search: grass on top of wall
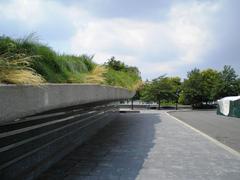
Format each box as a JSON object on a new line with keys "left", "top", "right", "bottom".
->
{"left": 0, "top": 35, "right": 141, "bottom": 90}
{"left": 104, "top": 68, "right": 142, "bottom": 91}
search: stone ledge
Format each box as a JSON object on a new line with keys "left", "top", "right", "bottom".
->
{"left": 0, "top": 84, "right": 134, "bottom": 123}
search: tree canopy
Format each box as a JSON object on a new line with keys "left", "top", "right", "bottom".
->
{"left": 140, "top": 66, "right": 240, "bottom": 109}
{"left": 180, "top": 66, "right": 240, "bottom": 108}
{"left": 104, "top": 56, "right": 140, "bottom": 76}
{"left": 140, "top": 76, "right": 181, "bottom": 109}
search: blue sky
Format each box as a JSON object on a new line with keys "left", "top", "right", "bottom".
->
{"left": 0, "top": 0, "right": 239, "bottom": 80}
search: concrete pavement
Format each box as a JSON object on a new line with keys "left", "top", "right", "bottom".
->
{"left": 170, "top": 110, "right": 240, "bottom": 152}
{"left": 38, "top": 111, "right": 240, "bottom": 180}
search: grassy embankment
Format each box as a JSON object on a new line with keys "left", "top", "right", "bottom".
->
{"left": 0, "top": 35, "right": 141, "bottom": 90}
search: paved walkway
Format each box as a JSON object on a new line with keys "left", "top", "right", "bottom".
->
{"left": 170, "top": 110, "right": 240, "bottom": 152}
{"left": 38, "top": 111, "right": 240, "bottom": 180}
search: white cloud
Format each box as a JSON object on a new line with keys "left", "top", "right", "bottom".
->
{"left": 0, "top": 0, "right": 45, "bottom": 27}
{"left": 0, "top": 0, "right": 222, "bottom": 79}
{"left": 70, "top": 0, "right": 221, "bottom": 79}
{"left": 0, "top": 0, "right": 85, "bottom": 29}
{"left": 168, "top": 1, "right": 221, "bottom": 64}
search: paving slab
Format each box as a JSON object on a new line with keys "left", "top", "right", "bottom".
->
{"left": 38, "top": 110, "right": 240, "bottom": 180}
{"left": 169, "top": 110, "right": 240, "bottom": 152}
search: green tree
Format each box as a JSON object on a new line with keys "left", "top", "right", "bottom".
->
{"left": 181, "top": 66, "right": 239, "bottom": 108}
{"left": 215, "top": 65, "right": 239, "bottom": 99}
{"left": 201, "top": 69, "right": 221, "bottom": 103}
{"left": 182, "top": 68, "right": 203, "bottom": 108}
{"left": 140, "top": 76, "right": 181, "bottom": 109}
{"left": 168, "top": 77, "right": 182, "bottom": 109}
{"left": 104, "top": 56, "right": 140, "bottom": 77}
{"left": 104, "top": 56, "right": 126, "bottom": 71}
{"left": 140, "top": 81, "right": 155, "bottom": 103}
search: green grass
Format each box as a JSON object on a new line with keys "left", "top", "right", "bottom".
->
{"left": 104, "top": 68, "right": 142, "bottom": 90}
{"left": 0, "top": 35, "right": 141, "bottom": 90}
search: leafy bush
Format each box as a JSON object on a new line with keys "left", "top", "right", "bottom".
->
{"left": 104, "top": 56, "right": 126, "bottom": 71}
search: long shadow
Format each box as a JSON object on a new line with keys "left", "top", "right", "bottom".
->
{"left": 38, "top": 113, "right": 161, "bottom": 180}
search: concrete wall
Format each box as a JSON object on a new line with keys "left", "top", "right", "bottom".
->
{"left": 0, "top": 103, "right": 118, "bottom": 180}
{"left": 0, "top": 84, "right": 134, "bottom": 179}
{"left": 0, "top": 84, "right": 135, "bottom": 123}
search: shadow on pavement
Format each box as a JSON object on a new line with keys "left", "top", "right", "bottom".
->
{"left": 38, "top": 113, "right": 161, "bottom": 180}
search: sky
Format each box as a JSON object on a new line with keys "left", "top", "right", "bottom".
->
{"left": 0, "top": 0, "right": 239, "bottom": 80}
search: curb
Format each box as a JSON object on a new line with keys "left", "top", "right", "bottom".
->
{"left": 166, "top": 112, "right": 240, "bottom": 158}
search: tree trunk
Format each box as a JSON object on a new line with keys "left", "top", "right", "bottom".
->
{"left": 158, "top": 99, "right": 161, "bottom": 110}
{"left": 175, "top": 101, "right": 178, "bottom": 110}
{"left": 131, "top": 98, "right": 134, "bottom": 110}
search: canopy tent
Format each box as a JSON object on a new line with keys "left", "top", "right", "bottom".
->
{"left": 217, "top": 96, "right": 240, "bottom": 118}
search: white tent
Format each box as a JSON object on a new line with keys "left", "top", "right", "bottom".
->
{"left": 217, "top": 96, "right": 240, "bottom": 118}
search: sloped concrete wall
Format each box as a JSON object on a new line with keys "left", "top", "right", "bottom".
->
{"left": 0, "top": 84, "right": 135, "bottom": 123}
{"left": 0, "top": 103, "right": 118, "bottom": 180}
{"left": 0, "top": 84, "right": 134, "bottom": 180}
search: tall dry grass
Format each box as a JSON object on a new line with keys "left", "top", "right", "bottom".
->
{"left": 0, "top": 55, "right": 45, "bottom": 84}
{"left": 0, "top": 35, "right": 142, "bottom": 89}
{"left": 84, "top": 66, "right": 107, "bottom": 84}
